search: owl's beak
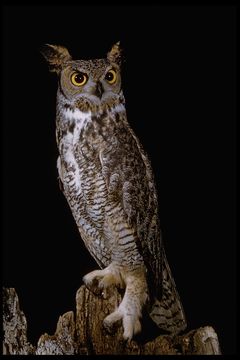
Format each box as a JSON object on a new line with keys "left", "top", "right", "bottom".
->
{"left": 94, "top": 81, "right": 104, "bottom": 99}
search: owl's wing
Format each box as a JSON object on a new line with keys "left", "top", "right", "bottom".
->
{"left": 100, "top": 124, "right": 187, "bottom": 334}
{"left": 99, "top": 125, "right": 163, "bottom": 296}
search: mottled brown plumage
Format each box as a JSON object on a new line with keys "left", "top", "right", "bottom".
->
{"left": 42, "top": 42, "right": 187, "bottom": 340}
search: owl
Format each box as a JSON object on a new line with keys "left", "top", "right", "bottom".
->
{"left": 41, "top": 42, "right": 187, "bottom": 341}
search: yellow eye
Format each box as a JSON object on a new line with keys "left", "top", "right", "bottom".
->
{"left": 71, "top": 72, "right": 88, "bottom": 86}
{"left": 105, "top": 69, "right": 117, "bottom": 84}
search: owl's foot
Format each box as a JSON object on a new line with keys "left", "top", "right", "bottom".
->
{"left": 103, "top": 269, "right": 149, "bottom": 341}
{"left": 103, "top": 307, "right": 142, "bottom": 341}
{"left": 83, "top": 264, "right": 123, "bottom": 299}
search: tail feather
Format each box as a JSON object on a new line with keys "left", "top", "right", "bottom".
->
{"left": 149, "top": 249, "right": 187, "bottom": 334}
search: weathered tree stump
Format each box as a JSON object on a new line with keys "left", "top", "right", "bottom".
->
{"left": 2, "top": 288, "right": 35, "bottom": 355}
{"left": 2, "top": 286, "right": 222, "bottom": 355}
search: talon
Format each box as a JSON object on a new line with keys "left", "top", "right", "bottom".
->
{"left": 103, "top": 318, "right": 113, "bottom": 333}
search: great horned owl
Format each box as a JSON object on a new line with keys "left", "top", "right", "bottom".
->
{"left": 41, "top": 42, "right": 187, "bottom": 340}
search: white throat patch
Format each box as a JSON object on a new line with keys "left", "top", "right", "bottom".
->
{"left": 63, "top": 108, "right": 91, "bottom": 127}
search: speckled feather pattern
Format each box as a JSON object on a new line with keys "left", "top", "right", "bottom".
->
{"left": 42, "top": 43, "right": 187, "bottom": 340}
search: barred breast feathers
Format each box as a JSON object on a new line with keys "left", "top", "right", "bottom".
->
{"left": 41, "top": 42, "right": 187, "bottom": 340}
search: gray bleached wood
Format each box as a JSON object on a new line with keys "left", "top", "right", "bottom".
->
{"left": 2, "top": 288, "right": 35, "bottom": 355}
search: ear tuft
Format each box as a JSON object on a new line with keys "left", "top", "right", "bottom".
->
{"left": 40, "top": 44, "right": 72, "bottom": 73}
{"left": 107, "top": 41, "right": 122, "bottom": 65}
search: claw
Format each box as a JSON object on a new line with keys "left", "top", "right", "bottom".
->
{"left": 83, "top": 269, "right": 117, "bottom": 299}
{"left": 103, "top": 310, "right": 122, "bottom": 334}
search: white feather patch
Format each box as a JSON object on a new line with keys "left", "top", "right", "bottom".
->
{"left": 59, "top": 109, "right": 92, "bottom": 195}
{"left": 63, "top": 108, "right": 91, "bottom": 126}
{"left": 111, "top": 103, "right": 126, "bottom": 114}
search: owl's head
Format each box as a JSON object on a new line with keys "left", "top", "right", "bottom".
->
{"left": 41, "top": 42, "right": 123, "bottom": 111}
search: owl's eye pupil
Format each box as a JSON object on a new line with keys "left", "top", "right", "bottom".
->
{"left": 106, "top": 72, "right": 114, "bottom": 81}
{"left": 75, "top": 73, "right": 84, "bottom": 83}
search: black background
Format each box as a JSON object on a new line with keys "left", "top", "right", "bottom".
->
{"left": 1, "top": 5, "right": 236, "bottom": 355}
